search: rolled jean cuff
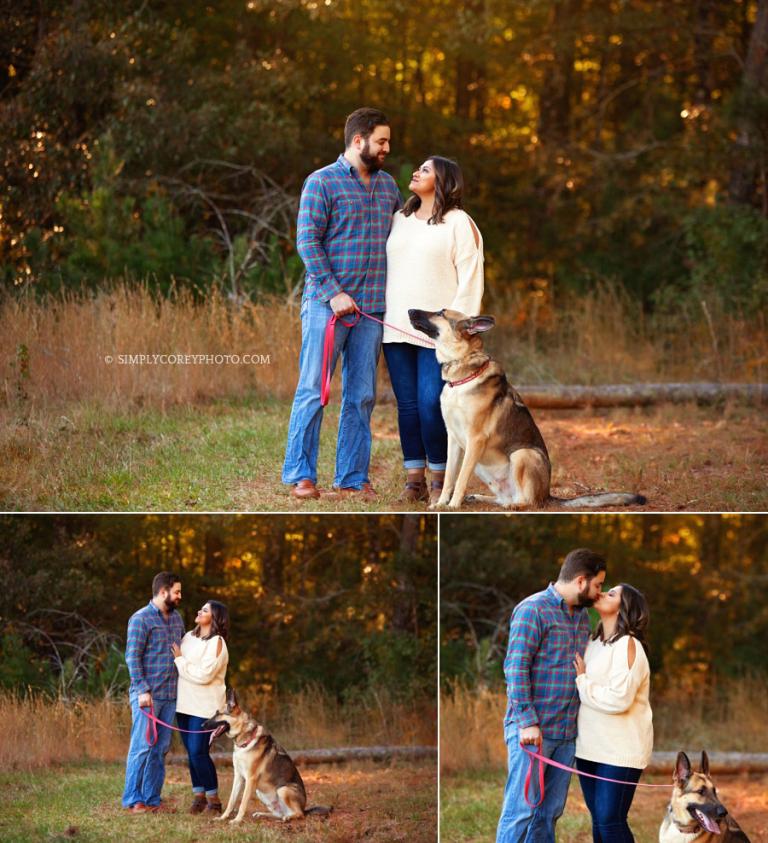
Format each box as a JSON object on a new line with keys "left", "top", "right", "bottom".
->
{"left": 192, "top": 787, "right": 205, "bottom": 794}
{"left": 404, "top": 459, "right": 426, "bottom": 470}
{"left": 427, "top": 461, "right": 447, "bottom": 471}
{"left": 205, "top": 789, "right": 218, "bottom": 797}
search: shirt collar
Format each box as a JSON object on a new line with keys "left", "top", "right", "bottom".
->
{"left": 337, "top": 153, "right": 380, "bottom": 186}
{"left": 147, "top": 599, "right": 176, "bottom": 618}
{"left": 546, "top": 582, "right": 582, "bottom": 614}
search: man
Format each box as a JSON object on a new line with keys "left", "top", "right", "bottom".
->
{"left": 122, "top": 571, "right": 185, "bottom": 813}
{"left": 496, "top": 548, "right": 607, "bottom": 843}
{"left": 282, "top": 107, "right": 403, "bottom": 501}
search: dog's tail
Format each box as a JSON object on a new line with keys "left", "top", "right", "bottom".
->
{"left": 552, "top": 492, "right": 647, "bottom": 508}
{"left": 305, "top": 805, "right": 333, "bottom": 817}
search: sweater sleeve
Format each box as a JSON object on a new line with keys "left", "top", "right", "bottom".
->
{"left": 175, "top": 637, "right": 229, "bottom": 686}
{"left": 575, "top": 636, "right": 647, "bottom": 714}
{"left": 449, "top": 212, "right": 484, "bottom": 316}
{"left": 503, "top": 602, "right": 542, "bottom": 729}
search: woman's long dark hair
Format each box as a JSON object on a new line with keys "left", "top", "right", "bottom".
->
{"left": 593, "top": 583, "right": 649, "bottom": 653}
{"left": 402, "top": 155, "right": 464, "bottom": 224}
{"left": 193, "top": 600, "right": 229, "bottom": 642}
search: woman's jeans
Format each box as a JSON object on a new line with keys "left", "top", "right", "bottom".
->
{"left": 576, "top": 758, "right": 642, "bottom": 843}
{"left": 383, "top": 342, "right": 447, "bottom": 470}
{"left": 282, "top": 297, "right": 383, "bottom": 488}
{"left": 176, "top": 712, "right": 218, "bottom": 794}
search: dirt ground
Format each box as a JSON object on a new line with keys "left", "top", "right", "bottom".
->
{"left": 369, "top": 403, "right": 767, "bottom": 513}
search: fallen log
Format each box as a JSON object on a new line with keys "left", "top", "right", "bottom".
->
{"left": 168, "top": 744, "right": 437, "bottom": 767}
{"left": 638, "top": 751, "right": 768, "bottom": 776}
{"left": 378, "top": 382, "right": 767, "bottom": 408}
{"left": 516, "top": 382, "right": 768, "bottom": 409}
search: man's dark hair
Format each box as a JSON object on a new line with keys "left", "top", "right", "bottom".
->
{"left": 557, "top": 548, "right": 606, "bottom": 583}
{"left": 152, "top": 571, "right": 180, "bottom": 596}
{"left": 344, "top": 107, "right": 388, "bottom": 147}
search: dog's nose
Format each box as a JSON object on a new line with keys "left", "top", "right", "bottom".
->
{"left": 716, "top": 805, "right": 727, "bottom": 818}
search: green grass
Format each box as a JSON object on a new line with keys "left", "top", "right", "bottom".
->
{"left": 1, "top": 397, "right": 766, "bottom": 511}
{"left": 440, "top": 769, "right": 768, "bottom": 843}
{"left": 0, "top": 760, "right": 437, "bottom": 843}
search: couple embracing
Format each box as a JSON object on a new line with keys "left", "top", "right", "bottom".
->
{"left": 121, "top": 572, "right": 230, "bottom": 815}
{"left": 498, "top": 548, "right": 653, "bottom": 843}
{"left": 282, "top": 106, "right": 484, "bottom": 504}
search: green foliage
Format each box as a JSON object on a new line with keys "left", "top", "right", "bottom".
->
{"left": 0, "top": 633, "right": 49, "bottom": 692}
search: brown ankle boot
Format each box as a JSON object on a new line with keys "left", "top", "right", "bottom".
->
{"left": 204, "top": 797, "right": 222, "bottom": 815}
{"left": 429, "top": 471, "right": 445, "bottom": 505}
{"left": 399, "top": 471, "right": 428, "bottom": 502}
{"left": 189, "top": 794, "right": 207, "bottom": 814}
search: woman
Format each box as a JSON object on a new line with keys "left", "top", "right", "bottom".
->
{"left": 171, "top": 600, "right": 229, "bottom": 815}
{"left": 573, "top": 584, "right": 653, "bottom": 843}
{"left": 383, "top": 156, "right": 484, "bottom": 504}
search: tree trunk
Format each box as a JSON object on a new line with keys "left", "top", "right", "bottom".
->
{"left": 728, "top": 0, "right": 768, "bottom": 206}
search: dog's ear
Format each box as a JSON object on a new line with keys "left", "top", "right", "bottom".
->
{"left": 227, "top": 686, "right": 239, "bottom": 710}
{"left": 700, "top": 751, "right": 710, "bottom": 776}
{"left": 459, "top": 315, "right": 495, "bottom": 335}
{"left": 674, "top": 751, "right": 692, "bottom": 785}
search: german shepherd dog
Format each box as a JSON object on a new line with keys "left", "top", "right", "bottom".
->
{"left": 659, "top": 751, "right": 750, "bottom": 842}
{"left": 408, "top": 308, "right": 647, "bottom": 510}
{"left": 202, "top": 688, "right": 331, "bottom": 824}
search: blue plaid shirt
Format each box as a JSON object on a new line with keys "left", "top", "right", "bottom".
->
{"left": 503, "top": 583, "right": 591, "bottom": 741}
{"left": 125, "top": 601, "right": 186, "bottom": 700}
{"left": 296, "top": 154, "right": 402, "bottom": 313}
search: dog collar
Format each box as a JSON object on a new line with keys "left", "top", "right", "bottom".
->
{"left": 448, "top": 359, "right": 490, "bottom": 388}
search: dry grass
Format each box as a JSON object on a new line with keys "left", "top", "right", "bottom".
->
{"left": 440, "top": 678, "right": 768, "bottom": 776}
{"left": 2, "top": 284, "right": 766, "bottom": 419}
{"left": 0, "top": 689, "right": 435, "bottom": 772}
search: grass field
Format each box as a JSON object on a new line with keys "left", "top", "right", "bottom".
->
{"left": 3, "top": 286, "right": 766, "bottom": 512}
{"left": 0, "top": 759, "right": 436, "bottom": 843}
{"left": 1, "top": 397, "right": 766, "bottom": 511}
{"left": 441, "top": 769, "right": 768, "bottom": 843}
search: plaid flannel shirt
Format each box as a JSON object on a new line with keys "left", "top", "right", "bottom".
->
{"left": 296, "top": 154, "right": 402, "bottom": 313}
{"left": 503, "top": 583, "right": 591, "bottom": 741}
{"left": 125, "top": 600, "right": 186, "bottom": 700}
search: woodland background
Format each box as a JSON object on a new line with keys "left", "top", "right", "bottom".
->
{"left": 2, "top": 0, "right": 768, "bottom": 316}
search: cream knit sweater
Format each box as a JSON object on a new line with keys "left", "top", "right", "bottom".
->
{"left": 383, "top": 208, "right": 484, "bottom": 345}
{"left": 174, "top": 631, "right": 229, "bottom": 718}
{"left": 575, "top": 634, "right": 653, "bottom": 769}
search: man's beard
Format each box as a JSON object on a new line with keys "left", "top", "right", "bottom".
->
{"left": 164, "top": 594, "right": 180, "bottom": 611}
{"left": 576, "top": 586, "right": 597, "bottom": 607}
{"left": 360, "top": 139, "right": 384, "bottom": 171}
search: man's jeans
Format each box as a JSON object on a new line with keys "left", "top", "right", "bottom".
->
{"left": 496, "top": 733, "right": 575, "bottom": 843}
{"left": 122, "top": 695, "right": 175, "bottom": 808}
{"left": 282, "top": 297, "right": 383, "bottom": 489}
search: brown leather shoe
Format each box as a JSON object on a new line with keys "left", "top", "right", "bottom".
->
{"left": 330, "top": 482, "right": 378, "bottom": 502}
{"left": 399, "top": 476, "right": 429, "bottom": 503}
{"left": 189, "top": 795, "right": 207, "bottom": 814}
{"left": 128, "top": 803, "right": 147, "bottom": 813}
{"left": 204, "top": 798, "right": 222, "bottom": 815}
{"left": 145, "top": 803, "right": 177, "bottom": 814}
{"left": 429, "top": 471, "right": 445, "bottom": 506}
{"left": 291, "top": 479, "right": 320, "bottom": 500}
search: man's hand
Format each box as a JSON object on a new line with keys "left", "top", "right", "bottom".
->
{"left": 329, "top": 291, "right": 357, "bottom": 316}
{"left": 519, "top": 725, "right": 542, "bottom": 748}
{"left": 138, "top": 692, "right": 153, "bottom": 708}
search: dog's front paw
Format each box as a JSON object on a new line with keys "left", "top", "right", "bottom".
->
{"left": 229, "top": 817, "right": 244, "bottom": 825}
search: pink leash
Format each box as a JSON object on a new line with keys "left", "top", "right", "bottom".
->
{"left": 141, "top": 705, "right": 215, "bottom": 746}
{"left": 520, "top": 744, "right": 671, "bottom": 808}
{"left": 320, "top": 309, "right": 436, "bottom": 407}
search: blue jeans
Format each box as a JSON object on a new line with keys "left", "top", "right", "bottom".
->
{"left": 177, "top": 712, "right": 218, "bottom": 795}
{"left": 496, "top": 733, "right": 575, "bottom": 843}
{"left": 383, "top": 342, "right": 447, "bottom": 470}
{"left": 122, "top": 696, "right": 176, "bottom": 808}
{"left": 576, "top": 758, "right": 641, "bottom": 843}
{"left": 282, "top": 297, "right": 383, "bottom": 488}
